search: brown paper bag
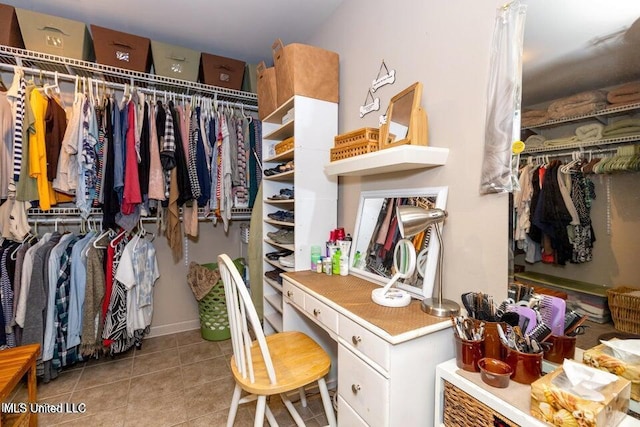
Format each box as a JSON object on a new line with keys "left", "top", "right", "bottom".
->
{"left": 257, "top": 61, "right": 277, "bottom": 119}
{"left": 272, "top": 38, "right": 339, "bottom": 106}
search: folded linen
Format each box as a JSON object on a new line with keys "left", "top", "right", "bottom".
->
{"left": 521, "top": 109, "right": 549, "bottom": 127}
{"left": 542, "top": 136, "right": 579, "bottom": 147}
{"left": 575, "top": 123, "right": 604, "bottom": 142}
{"left": 547, "top": 90, "right": 608, "bottom": 119}
{"left": 607, "top": 81, "right": 640, "bottom": 105}
{"left": 524, "top": 134, "right": 546, "bottom": 148}
{"left": 602, "top": 118, "right": 640, "bottom": 138}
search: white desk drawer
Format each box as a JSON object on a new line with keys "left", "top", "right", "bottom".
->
{"left": 338, "top": 344, "right": 389, "bottom": 426}
{"left": 339, "top": 316, "right": 389, "bottom": 371}
{"left": 338, "top": 395, "right": 369, "bottom": 426}
{"left": 304, "top": 294, "right": 338, "bottom": 334}
{"left": 282, "top": 280, "right": 304, "bottom": 306}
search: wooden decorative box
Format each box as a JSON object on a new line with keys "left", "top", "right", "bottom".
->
{"left": 530, "top": 365, "right": 630, "bottom": 427}
{"left": 583, "top": 343, "right": 640, "bottom": 401}
{"left": 330, "top": 127, "right": 385, "bottom": 162}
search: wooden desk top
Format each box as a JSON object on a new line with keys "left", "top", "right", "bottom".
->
{"left": 0, "top": 344, "right": 40, "bottom": 401}
{"left": 284, "top": 271, "right": 450, "bottom": 339}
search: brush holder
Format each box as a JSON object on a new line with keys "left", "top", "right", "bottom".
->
{"left": 454, "top": 334, "right": 484, "bottom": 372}
{"left": 543, "top": 334, "right": 577, "bottom": 364}
{"left": 472, "top": 319, "right": 507, "bottom": 360}
{"left": 501, "top": 342, "right": 543, "bottom": 384}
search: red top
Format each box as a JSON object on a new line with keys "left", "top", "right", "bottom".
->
{"left": 121, "top": 102, "right": 141, "bottom": 214}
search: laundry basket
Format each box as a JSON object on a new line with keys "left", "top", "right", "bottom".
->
{"left": 188, "top": 259, "right": 245, "bottom": 341}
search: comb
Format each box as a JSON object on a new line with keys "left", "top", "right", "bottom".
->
{"left": 537, "top": 295, "right": 566, "bottom": 336}
{"left": 527, "top": 321, "right": 553, "bottom": 343}
{"left": 506, "top": 305, "right": 537, "bottom": 335}
{"left": 563, "top": 310, "right": 582, "bottom": 335}
{"left": 565, "top": 314, "right": 589, "bottom": 336}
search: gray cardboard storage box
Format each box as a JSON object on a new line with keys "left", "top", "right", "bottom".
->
{"left": 151, "top": 40, "right": 200, "bottom": 82}
{"left": 16, "top": 8, "right": 93, "bottom": 60}
{"left": 242, "top": 63, "right": 258, "bottom": 93}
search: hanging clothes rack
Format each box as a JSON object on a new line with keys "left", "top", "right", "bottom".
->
{"left": 0, "top": 45, "right": 258, "bottom": 109}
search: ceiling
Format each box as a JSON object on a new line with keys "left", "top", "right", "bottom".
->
{"left": 3, "top": 0, "right": 640, "bottom": 106}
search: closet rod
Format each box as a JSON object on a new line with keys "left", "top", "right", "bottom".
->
{"left": 0, "top": 62, "right": 259, "bottom": 112}
{"left": 27, "top": 216, "right": 224, "bottom": 225}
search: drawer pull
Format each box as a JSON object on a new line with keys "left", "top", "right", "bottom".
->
{"left": 313, "top": 308, "right": 320, "bottom": 316}
{"left": 351, "top": 384, "right": 361, "bottom": 394}
{"left": 286, "top": 291, "right": 293, "bottom": 298}
{"left": 352, "top": 336, "right": 362, "bottom": 345}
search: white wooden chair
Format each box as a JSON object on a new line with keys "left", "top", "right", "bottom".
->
{"left": 218, "top": 254, "right": 337, "bottom": 427}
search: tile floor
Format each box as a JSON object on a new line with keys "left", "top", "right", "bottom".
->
{"left": 8, "top": 329, "right": 334, "bottom": 427}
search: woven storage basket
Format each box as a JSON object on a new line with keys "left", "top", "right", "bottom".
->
{"left": 608, "top": 286, "right": 640, "bottom": 334}
{"left": 443, "top": 381, "right": 519, "bottom": 427}
{"left": 330, "top": 141, "right": 379, "bottom": 162}
{"left": 274, "top": 136, "right": 294, "bottom": 155}
{"left": 334, "top": 127, "right": 381, "bottom": 148}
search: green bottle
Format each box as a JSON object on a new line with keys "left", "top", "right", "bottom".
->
{"left": 332, "top": 249, "right": 341, "bottom": 275}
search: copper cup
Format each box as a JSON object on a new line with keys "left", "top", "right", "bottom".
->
{"left": 472, "top": 319, "right": 507, "bottom": 360}
{"left": 543, "top": 335, "right": 577, "bottom": 364}
{"left": 454, "top": 334, "right": 484, "bottom": 372}
{"left": 502, "top": 343, "right": 543, "bottom": 384}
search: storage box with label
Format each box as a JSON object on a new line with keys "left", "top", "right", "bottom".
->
{"left": 257, "top": 61, "right": 277, "bottom": 120}
{"left": 0, "top": 3, "right": 24, "bottom": 48}
{"left": 272, "top": 38, "right": 339, "bottom": 106}
{"left": 530, "top": 365, "right": 630, "bottom": 427}
{"left": 200, "top": 52, "right": 245, "bottom": 90}
{"left": 151, "top": 40, "right": 200, "bottom": 82}
{"left": 16, "top": 8, "right": 93, "bottom": 60}
{"left": 583, "top": 342, "right": 640, "bottom": 401}
{"left": 90, "top": 25, "right": 151, "bottom": 73}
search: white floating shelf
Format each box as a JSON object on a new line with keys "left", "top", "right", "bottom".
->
{"left": 324, "top": 145, "right": 449, "bottom": 177}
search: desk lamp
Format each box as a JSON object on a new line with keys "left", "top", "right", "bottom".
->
{"left": 395, "top": 205, "right": 460, "bottom": 317}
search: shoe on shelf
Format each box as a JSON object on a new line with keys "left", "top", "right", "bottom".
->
{"left": 267, "top": 188, "right": 294, "bottom": 200}
{"left": 266, "top": 250, "right": 293, "bottom": 260}
{"left": 265, "top": 269, "right": 284, "bottom": 284}
{"left": 266, "top": 229, "right": 289, "bottom": 241}
{"left": 267, "top": 210, "right": 294, "bottom": 222}
{"left": 272, "top": 230, "right": 294, "bottom": 245}
{"left": 279, "top": 254, "right": 295, "bottom": 268}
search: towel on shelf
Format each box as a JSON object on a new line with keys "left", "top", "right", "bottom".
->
{"left": 524, "top": 134, "right": 546, "bottom": 148}
{"left": 543, "top": 136, "right": 579, "bottom": 147}
{"left": 602, "top": 118, "right": 640, "bottom": 138}
{"left": 607, "top": 81, "right": 640, "bottom": 105}
{"left": 575, "top": 123, "right": 604, "bottom": 142}
{"left": 521, "top": 109, "right": 549, "bottom": 127}
{"left": 547, "top": 90, "right": 608, "bottom": 120}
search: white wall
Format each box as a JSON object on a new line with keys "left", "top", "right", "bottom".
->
{"left": 308, "top": 0, "right": 510, "bottom": 303}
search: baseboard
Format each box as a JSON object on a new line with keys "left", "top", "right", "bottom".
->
{"left": 147, "top": 319, "right": 200, "bottom": 338}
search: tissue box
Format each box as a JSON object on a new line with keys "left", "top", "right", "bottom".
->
{"left": 530, "top": 366, "right": 630, "bottom": 427}
{"left": 583, "top": 343, "right": 640, "bottom": 401}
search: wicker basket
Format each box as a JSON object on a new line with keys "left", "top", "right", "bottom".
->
{"left": 274, "top": 136, "right": 294, "bottom": 155}
{"left": 334, "top": 127, "right": 381, "bottom": 148}
{"left": 443, "top": 381, "right": 519, "bottom": 427}
{"left": 330, "top": 141, "right": 379, "bottom": 162}
{"left": 608, "top": 286, "right": 640, "bottom": 334}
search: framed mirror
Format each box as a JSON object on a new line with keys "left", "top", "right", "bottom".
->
{"left": 379, "top": 81, "right": 429, "bottom": 149}
{"left": 349, "top": 186, "right": 448, "bottom": 300}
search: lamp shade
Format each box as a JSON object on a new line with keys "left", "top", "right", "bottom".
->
{"left": 396, "top": 206, "right": 447, "bottom": 238}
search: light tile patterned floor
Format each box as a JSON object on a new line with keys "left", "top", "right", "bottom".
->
{"left": 8, "top": 329, "right": 334, "bottom": 427}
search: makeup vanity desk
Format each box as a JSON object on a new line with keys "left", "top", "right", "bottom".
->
{"left": 281, "top": 271, "right": 454, "bottom": 427}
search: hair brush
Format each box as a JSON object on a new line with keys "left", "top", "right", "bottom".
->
{"left": 536, "top": 295, "right": 566, "bottom": 336}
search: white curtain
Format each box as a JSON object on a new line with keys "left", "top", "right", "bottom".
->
{"left": 479, "top": 1, "right": 527, "bottom": 194}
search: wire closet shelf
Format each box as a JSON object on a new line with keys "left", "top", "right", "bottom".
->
{"left": 0, "top": 45, "right": 258, "bottom": 109}
{"left": 0, "top": 45, "right": 256, "bottom": 222}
